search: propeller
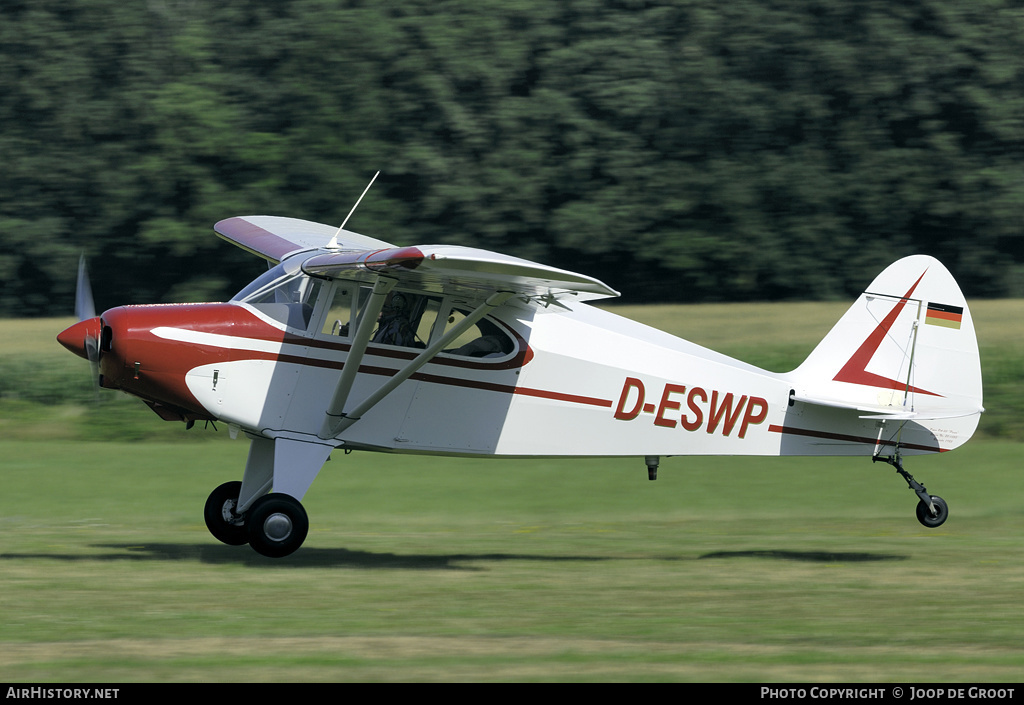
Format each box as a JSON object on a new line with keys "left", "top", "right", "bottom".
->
{"left": 76, "top": 256, "right": 100, "bottom": 386}
{"left": 57, "top": 255, "right": 102, "bottom": 391}
{"left": 75, "top": 254, "right": 96, "bottom": 321}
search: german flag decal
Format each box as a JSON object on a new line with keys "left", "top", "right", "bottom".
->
{"left": 926, "top": 302, "right": 963, "bottom": 329}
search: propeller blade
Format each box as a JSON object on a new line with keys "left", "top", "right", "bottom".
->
{"left": 66, "top": 254, "right": 101, "bottom": 393}
{"left": 75, "top": 255, "right": 96, "bottom": 321}
{"left": 84, "top": 332, "right": 101, "bottom": 395}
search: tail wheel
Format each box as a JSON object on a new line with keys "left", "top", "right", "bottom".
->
{"left": 204, "top": 481, "right": 248, "bottom": 546}
{"left": 247, "top": 493, "right": 309, "bottom": 558}
{"left": 916, "top": 495, "right": 948, "bottom": 528}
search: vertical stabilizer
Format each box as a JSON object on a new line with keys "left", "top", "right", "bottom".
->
{"left": 784, "top": 255, "right": 983, "bottom": 450}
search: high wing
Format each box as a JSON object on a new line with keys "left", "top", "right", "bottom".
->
{"left": 302, "top": 245, "right": 619, "bottom": 303}
{"left": 215, "top": 214, "right": 620, "bottom": 448}
{"left": 214, "top": 215, "right": 394, "bottom": 263}
{"left": 217, "top": 215, "right": 619, "bottom": 304}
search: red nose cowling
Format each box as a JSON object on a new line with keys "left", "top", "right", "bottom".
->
{"left": 57, "top": 317, "right": 102, "bottom": 360}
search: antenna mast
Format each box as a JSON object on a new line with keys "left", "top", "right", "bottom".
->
{"left": 328, "top": 170, "right": 380, "bottom": 248}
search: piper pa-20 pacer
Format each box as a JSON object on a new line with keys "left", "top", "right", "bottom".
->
{"left": 58, "top": 204, "right": 984, "bottom": 557}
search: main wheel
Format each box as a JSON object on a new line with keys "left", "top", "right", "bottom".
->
{"left": 204, "top": 481, "right": 248, "bottom": 546}
{"left": 246, "top": 493, "right": 309, "bottom": 558}
{"left": 916, "top": 495, "right": 948, "bottom": 528}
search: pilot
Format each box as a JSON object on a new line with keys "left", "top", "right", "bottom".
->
{"left": 448, "top": 318, "right": 508, "bottom": 357}
{"left": 372, "top": 292, "right": 417, "bottom": 346}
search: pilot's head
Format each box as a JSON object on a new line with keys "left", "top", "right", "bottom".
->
{"left": 382, "top": 292, "right": 409, "bottom": 318}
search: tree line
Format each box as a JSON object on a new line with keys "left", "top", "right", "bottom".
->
{"left": 1, "top": 0, "right": 1021, "bottom": 317}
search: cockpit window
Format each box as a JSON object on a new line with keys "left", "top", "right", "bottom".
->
{"left": 232, "top": 260, "right": 323, "bottom": 329}
{"left": 441, "top": 308, "right": 515, "bottom": 358}
{"left": 248, "top": 270, "right": 519, "bottom": 359}
{"left": 317, "top": 286, "right": 442, "bottom": 349}
{"left": 320, "top": 283, "right": 359, "bottom": 337}
{"left": 370, "top": 292, "right": 440, "bottom": 348}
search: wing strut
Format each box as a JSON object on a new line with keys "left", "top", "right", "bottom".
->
{"left": 319, "top": 275, "right": 398, "bottom": 437}
{"left": 318, "top": 289, "right": 515, "bottom": 440}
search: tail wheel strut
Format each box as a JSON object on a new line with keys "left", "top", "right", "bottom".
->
{"left": 873, "top": 447, "right": 948, "bottom": 529}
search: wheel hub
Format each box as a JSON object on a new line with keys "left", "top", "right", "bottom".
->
{"left": 220, "top": 499, "right": 243, "bottom": 526}
{"left": 263, "top": 512, "right": 293, "bottom": 542}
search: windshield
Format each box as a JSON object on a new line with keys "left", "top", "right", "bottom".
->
{"left": 232, "top": 259, "right": 323, "bottom": 329}
{"left": 232, "top": 258, "right": 306, "bottom": 302}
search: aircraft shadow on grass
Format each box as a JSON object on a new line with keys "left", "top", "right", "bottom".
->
{"left": 0, "top": 544, "right": 908, "bottom": 568}
{"left": 698, "top": 550, "right": 908, "bottom": 563}
{"left": 1, "top": 544, "right": 614, "bottom": 571}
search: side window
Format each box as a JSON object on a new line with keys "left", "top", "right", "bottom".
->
{"left": 320, "top": 284, "right": 357, "bottom": 337}
{"left": 369, "top": 291, "right": 442, "bottom": 349}
{"left": 412, "top": 296, "right": 442, "bottom": 347}
{"left": 441, "top": 308, "right": 515, "bottom": 358}
{"left": 311, "top": 284, "right": 516, "bottom": 359}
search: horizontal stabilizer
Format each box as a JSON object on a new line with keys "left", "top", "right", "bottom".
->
{"left": 791, "top": 391, "right": 982, "bottom": 421}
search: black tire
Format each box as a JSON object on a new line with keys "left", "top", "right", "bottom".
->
{"left": 204, "top": 481, "right": 249, "bottom": 546}
{"left": 246, "top": 493, "right": 309, "bottom": 558}
{"left": 916, "top": 495, "right": 949, "bottom": 528}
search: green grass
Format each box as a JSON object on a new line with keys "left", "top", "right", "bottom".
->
{"left": 2, "top": 441, "right": 1024, "bottom": 681}
{"left": 2, "top": 305, "right": 1024, "bottom": 681}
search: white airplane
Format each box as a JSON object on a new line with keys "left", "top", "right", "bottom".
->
{"left": 57, "top": 209, "right": 984, "bottom": 557}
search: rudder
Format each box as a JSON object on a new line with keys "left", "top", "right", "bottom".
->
{"left": 784, "top": 255, "right": 983, "bottom": 451}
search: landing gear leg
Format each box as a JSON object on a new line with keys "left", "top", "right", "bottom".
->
{"left": 873, "top": 447, "right": 948, "bottom": 528}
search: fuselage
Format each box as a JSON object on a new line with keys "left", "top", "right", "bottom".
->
{"left": 58, "top": 255, "right": 978, "bottom": 459}
{"left": 59, "top": 291, "right": 803, "bottom": 457}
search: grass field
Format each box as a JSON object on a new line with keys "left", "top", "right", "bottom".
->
{"left": 2, "top": 303, "right": 1023, "bottom": 682}
{"left": 2, "top": 442, "right": 1023, "bottom": 682}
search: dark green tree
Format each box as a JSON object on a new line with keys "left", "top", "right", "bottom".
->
{"left": 1, "top": 0, "right": 1021, "bottom": 315}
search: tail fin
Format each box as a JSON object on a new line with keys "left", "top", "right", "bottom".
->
{"left": 784, "top": 255, "right": 983, "bottom": 451}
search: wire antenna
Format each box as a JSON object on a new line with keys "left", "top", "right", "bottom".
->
{"left": 328, "top": 171, "right": 380, "bottom": 248}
